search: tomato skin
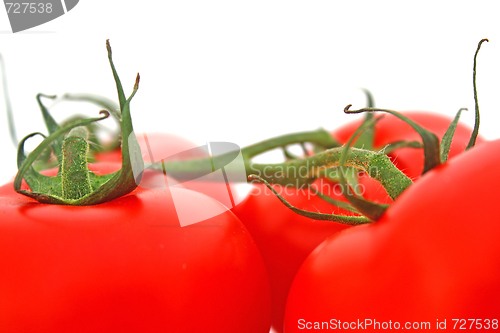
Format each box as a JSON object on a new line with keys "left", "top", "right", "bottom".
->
{"left": 333, "top": 111, "right": 484, "bottom": 179}
{"left": 95, "top": 133, "right": 242, "bottom": 207}
{"left": 231, "top": 174, "right": 389, "bottom": 332}
{"left": 232, "top": 184, "right": 350, "bottom": 333}
{"left": 284, "top": 140, "right": 500, "bottom": 331}
{"left": 93, "top": 132, "right": 201, "bottom": 164}
{"left": 0, "top": 164, "right": 271, "bottom": 333}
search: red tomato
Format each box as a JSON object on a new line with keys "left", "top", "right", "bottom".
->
{"left": 233, "top": 111, "right": 483, "bottom": 332}
{"left": 333, "top": 111, "right": 484, "bottom": 179}
{"left": 95, "top": 133, "right": 242, "bottom": 209}
{"left": 231, "top": 174, "right": 389, "bottom": 333}
{"left": 0, "top": 163, "right": 271, "bottom": 333}
{"left": 93, "top": 132, "right": 201, "bottom": 163}
{"left": 284, "top": 139, "right": 500, "bottom": 332}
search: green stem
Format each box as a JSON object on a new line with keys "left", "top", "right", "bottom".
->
{"left": 249, "top": 175, "right": 371, "bottom": 225}
{"left": 153, "top": 145, "right": 412, "bottom": 201}
{"left": 61, "top": 127, "right": 92, "bottom": 200}
{"left": 337, "top": 115, "right": 389, "bottom": 221}
{"left": 242, "top": 128, "right": 339, "bottom": 159}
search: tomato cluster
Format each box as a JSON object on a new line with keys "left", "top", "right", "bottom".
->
{"left": 284, "top": 137, "right": 500, "bottom": 332}
{"left": 1, "top": 40, "right": 498, "bottom": 333}
{"left": 232, "top": 112, "right": 486, "bottom": 332}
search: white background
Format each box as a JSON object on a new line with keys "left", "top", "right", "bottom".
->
{"left": 1, "top": 2, "right": 499, "bottom": 332}
{"left": 0, "top": 0, "right": 500, "bottom": 178}
{"left": 0, "top": 2, "right": 499, "bottom": 185}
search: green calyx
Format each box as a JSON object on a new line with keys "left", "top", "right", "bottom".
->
{"left": 14, "top": 40, "right": 143, "bottom": 206}
{"left": 7, "top": 38, "right": 488, "bottom": 222}
{"left": 246, "top": 37, "right": 488, "bottom": 224}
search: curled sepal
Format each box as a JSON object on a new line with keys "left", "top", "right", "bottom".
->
{"left": 37, "top": 93, "right": 64, "bottom": 166}
{"left": 17, "top": 132, "right": 44, "bottom": 169}
{"left": 106, "top": 39, "right": 126, "bottom": 111}
{"left": 353, "top": 88, "right": 376, "bottom": 150}
{"left": 345, "top": 105, "right": 441, "bottom": 174}
{"left": 248, "top": 175, "right": 371, "bottom": 226}
{"left": 379, "top": 140, "right": 422, "bottom": 155}
{"left": 467, "top": 38, "right": 488, "bottom": 150}
{"left": 441, "top": 108, "right": 466, "bottom": 163}
{"left": 58, "top": 93, "right": 122, "bottom": 155}
{"left": 51, "top": 41, "right": 143, "bottom": 205}
{"left": 14, "top": 111, "right": 110, "bottom": 202}
{"left": 60, "top": 93, "right": 121, "bottom": 120}
{"left": 74, "top": 73, "right": 144, "bottom": 205}
{"left": 282, "top": 146, "right": 299, "bottom": 161}
{"left": 16, "top": 132, "right": 60, "bottom": 195}
{"left": 338, "top": 115, "right": 390, "bottom": 221}
{"left": 361, "top": 88, "right": 375, "bottom": 109}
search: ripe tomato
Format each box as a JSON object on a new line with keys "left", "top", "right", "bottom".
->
{"left": 333, "top": 111, "right": 484, "bottom": 179}
{"left": 93, "top": 132, "right": 201, "bottom": 164}
{"left": 0, "top": 163, "right": 272, "bottom": 333}
{"left": 231, "top": 173, "right": 389, "bottom": 333}
{"left": 284, "top": 139, "right": 500, "bottom": 331}
{"left": 94, "top": 133, "right": 243, "bottom": 208}
{"left": 232, "top": 111, "right": 483, "bottom": 332}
